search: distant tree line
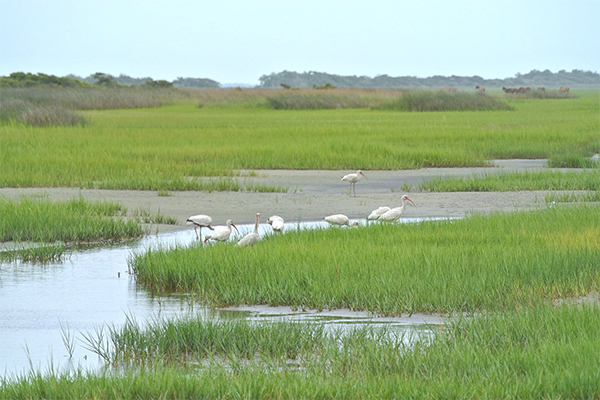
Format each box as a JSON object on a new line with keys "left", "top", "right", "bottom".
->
{"left": 0, "top": 72, "right": 89, "bottom": 88}
{"left": 1, "top": 72, "right": 220, "bottom": 89}
{"left": 3, "top": 69, "right": 598, "bottom": 90}
{"left": 259, "top": 69, "right": 600, "bottom": 89}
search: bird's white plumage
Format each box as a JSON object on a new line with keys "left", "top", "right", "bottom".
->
{"left": 324, "top": 214, "right": 358, "bottom": 227}
{"left": 341, "top": 170, "right": 368, "bottom": 196}
{"left": 379, "top": 195, "right": 416, "bottom": 222}
{"left": 204, "top": 219, "right": 239, "bottom": 243}
{"left": 186, "top": 214, "right": 213, "bottom": 240}
{"left": 237, "top": 213, "right": 261, "bottom": 247}
{"left": 367, "top": 206, "right": 390, "bottom": 220}
{"left": 267, "top": 215, "right": 284, "bottom": 233}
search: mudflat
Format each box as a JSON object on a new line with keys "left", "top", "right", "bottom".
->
{"left": 0, "top": 160, "right": 571, "bottom": 231}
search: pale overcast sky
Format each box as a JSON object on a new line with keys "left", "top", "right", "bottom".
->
{"left": 1, "top": 0, "right": 598, "bottom": 85}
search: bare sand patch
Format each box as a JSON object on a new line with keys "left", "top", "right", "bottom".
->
{"left": 0, "top": 160, "right": 571, "bottom": 233}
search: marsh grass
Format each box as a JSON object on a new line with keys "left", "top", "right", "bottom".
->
{"left": 83, "top": 315, "right": 332, "bottom": 367}
{"left": 420, "top": 169, "right": 600, "bottom": 192}
{"left": 2, "top": 303, "right": 599, "bottom": 399}
{"left": 1, "top": 90, "right": 598, "bottom": 189}
{"left": 0, "top": 196, "right": 143, "bottom": 243}
{"left": 0, "top": 243, "right": 68, "bottom": 263}
{"left": 503, "top": 90, "right": 577, "bottom": 99}
{"left": 132, "top": 207, "right": 178, "bottom": 225}
{"left": 0, "top": 99, "right": 88, "bottom": 127}
{"left": 0, "top": 87, "right": 190, "bottom": 127}
{"left": 130, "top": 205, "right": 600, "bottom": 314}
{"left": 0, "top": 87, "right": 188, "bottom": 111}
{"left": 545, "top": 191, "right": 600, "bottom": 204}
{"left": 265, "top": 89, "right": 402, "bottom": 109}
{"left": 549, "top": 154, "right": 600, "bottom": 168}
{"left": 374, "top": 90, "right": 513, "bottom": 111}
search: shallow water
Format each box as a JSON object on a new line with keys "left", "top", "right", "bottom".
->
{"left": 0, "top": 217, "right": 446, "bottom": 378}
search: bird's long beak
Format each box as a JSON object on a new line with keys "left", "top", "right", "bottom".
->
{"left": 407, "top": 197, "right": 417, "bottom": 207}
{"left": 361, "top": 171, "right": 368, "bottom": 180}
{"left": 232, "top": 223, "right": 240, "bottom": 234}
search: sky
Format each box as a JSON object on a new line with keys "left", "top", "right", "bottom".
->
{"left": 1, "top": 0, "right": 598, "bottom": 85}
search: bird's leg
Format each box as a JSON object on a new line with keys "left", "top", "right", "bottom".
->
{"left": 194, "top": 226, "right": 199, "bottom": 240}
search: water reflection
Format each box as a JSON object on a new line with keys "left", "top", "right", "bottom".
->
{"left": 0, "top": 217, "right": 449, "bottom": 377}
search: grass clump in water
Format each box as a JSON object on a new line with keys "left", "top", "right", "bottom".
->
{"left": 0, "top": 243, "right": 68, "bottom": 263}
{"left": 2, "top": 303, "right": 599, "bottom": 399}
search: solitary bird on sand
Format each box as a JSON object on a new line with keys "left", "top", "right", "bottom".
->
{"left": 204, "top": 219, "right": 239, "bottom": 243}
{"left": 266, "top": 215, "right": 285, "bottom": 233}
{"left": 341, "top": 170, "right": 368, "bottom": 197}
{"left": 236, "top": 213, "right": 261, "bottom": 247}
{"left": 186, "top": 214, "right": 214, "bottom": 240}
{"left": 324, "top": 214, "right": 359, "bottom": 227}
{"left": 378, "top": 195, "right": 417, "bottom": 222}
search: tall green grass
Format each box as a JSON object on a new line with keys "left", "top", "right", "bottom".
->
{"left": 2, "top": 304, "right": 598, "bottom": 399}
{"left": 0, "top": 196, "right": 143, "bottom": 242}
{"left": 130, "top": 205, "right": 600, "bottom": 314}
{"left": 419, "top": 169, "right": 600, "bottom": 191}
{"left": 1, "top": 91, "right": 598, "bottom": 191}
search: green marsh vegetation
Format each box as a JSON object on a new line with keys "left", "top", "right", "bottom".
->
{"left": 419, "top": 169, "right": 600, "bottom": 192}
{"left": 0, "top": 196, "right": 142, "bottom": 243}
{"left": 1, "top": 88, "right": 598, "bottom": 191}
{"left": 2, "top": 86, "right": 600, "bottom": 397}
{"left": 2, "top": 303, "right": 599, "bottom": 399}
{"left": 0, "top": 196, "right": 176, "bottom": 261}
{"left": 131, "top": 204, "right": 600, "bottom": 314}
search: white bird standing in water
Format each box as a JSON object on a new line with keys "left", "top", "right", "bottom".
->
{"left": 379, "top": 195, "right": 417, "bottom": 222}
{"left": 341, "top": 170, "right": 368, "bottom": 197}
{"left": 186, "top": 214, "right": 214, "bottom": 240}
{"left": 266, "top": 215, "right": 284, "bottom": 233}
{"left": 204, "top": 219, "right": 240, "bottom": 243}
{"left": 324, "top": 214, "right": 359, "bottom": 227}
{"left": 236, "top": 213, "right": 261, "bottom": 247}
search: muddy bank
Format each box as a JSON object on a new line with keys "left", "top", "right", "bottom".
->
{"left": 0, "top": 159, "right": 574, "bottom": 231}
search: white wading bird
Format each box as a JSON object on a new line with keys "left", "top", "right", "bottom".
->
{"left": 324, "top": 214, "right": 359, "bottom": 227}
{"left": 367, "top": 206, "right": 391, "bottom": 221}
{"left": 341, "top": 170, "right": 368, "bottom": 197}
{"left": 378, "top": 195, "right": 417, "bottom": 222}
{"left": 186, "top": 214, "right": 214, "bottom": 240}
{"left": 204, "top": 219, "right": 240, "bottom": 243}
{"left": 236, "top": 213, "right": 261, "bottom": 247}
{"left": 266, "top": 215, "right": 284, "bottom": 233}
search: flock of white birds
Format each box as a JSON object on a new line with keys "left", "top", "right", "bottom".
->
{"left": 186, "top": 170, "right": 416, "bottom": 247}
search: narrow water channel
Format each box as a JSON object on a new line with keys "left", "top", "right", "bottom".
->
{"left": 0, "top": 218, "right": 445, "bottom": 377}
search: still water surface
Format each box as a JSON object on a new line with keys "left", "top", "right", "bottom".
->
{"left": 0, "top": 218, "right": 444, "bottom": 377}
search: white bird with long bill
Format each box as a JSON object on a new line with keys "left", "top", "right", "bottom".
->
{"left": 186, "top": 214, "right": 214, "bottom": 240}
{"left": 378, "top": 195, "right": 417, "bottom": 222}
{"left": 204, "top": 219, "right": 240, "bottom": 243}
{"left": 236, "top": 213, "right": 261, "bottom": 247}
{"left": 341, "top": 170, "right": 368, "bottom": 197}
